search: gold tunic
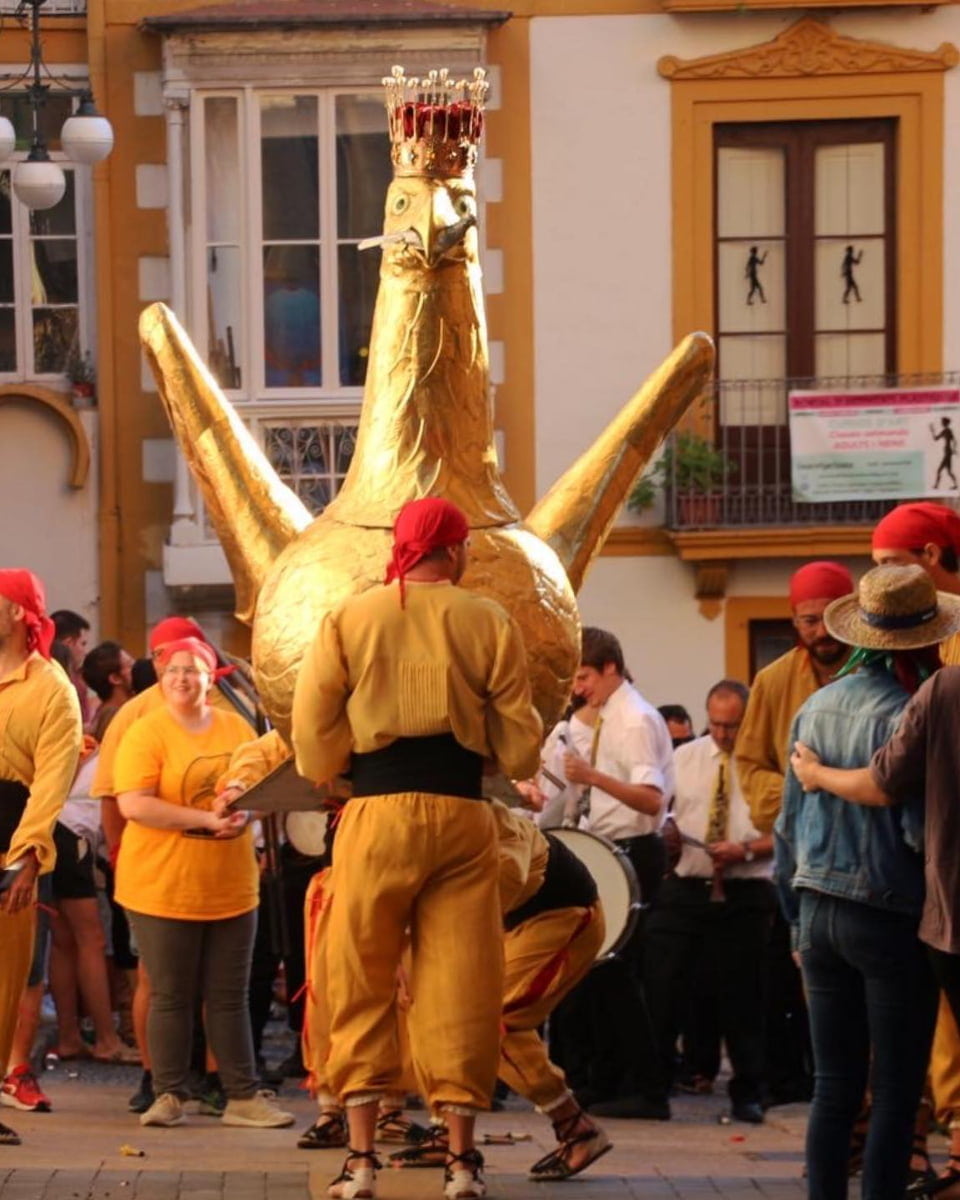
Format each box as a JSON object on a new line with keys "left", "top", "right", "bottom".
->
{"left": 0, "top": 651, "right": 82, "bottom": 871}
{"left": 292, "top": 579, "right": 542, "bottom": 786}
{"left": 735, "top": 646, "right": 819, "bottom": 835}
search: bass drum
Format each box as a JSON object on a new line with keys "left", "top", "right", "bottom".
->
{"left": 549, "top": 828, "right": 642, "bottom": 961}
{"left": 284, "top": 810, "right": 330, "bottom": 860}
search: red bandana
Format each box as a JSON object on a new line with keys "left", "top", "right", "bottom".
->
{"left": 872, "top": 502, "right": 960, "bottom": 554}
{"left": 385, "top": 498, "right": 470, "bottom": 605}
{"left": 0, "top": 569, "right": 55, "bottom": 659}
{"left": 789, "top": 561, "right": 853, "bottom": 608}
{"left": 155, "top": 637, "right": 218, "bottom": 675}
{"left": 149, "top": 616, "right": 207, "bottom": 651}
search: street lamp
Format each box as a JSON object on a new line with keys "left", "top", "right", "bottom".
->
{"left": 0, "top": 0, "right": 113, "bottom": 210}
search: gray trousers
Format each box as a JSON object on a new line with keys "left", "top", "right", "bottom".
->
{"left": 128, "top": 908, "right": 258, "bottom": 1100}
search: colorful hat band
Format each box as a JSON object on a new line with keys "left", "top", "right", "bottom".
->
{"left": 859, "top": 605, "right": 937, "bottom": 630}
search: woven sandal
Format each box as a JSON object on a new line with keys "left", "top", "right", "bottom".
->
{"left": 375, "top": 1109, "right": 431, "bottom": 1145}
{"left": 388, "top": 1123, "right": 449, "bottom": 1168}
{"left": 328, "top": 1148, "right": 381, "bottom": 1200}
{"left": 444, "top": 1148, "right": 486, "bottom": 1200}
{"left": 528, "top": 1108, "right": 612, "bottom": 1181}
{"left": 299, "top": 1111, "right": 348, "bottom": 1150}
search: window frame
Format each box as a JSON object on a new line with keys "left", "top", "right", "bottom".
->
{"left": 187, "top": 84, "right": 387, "bottom": 412}
{"left": 713, "top": 119, "right": 898, "bottom": 383}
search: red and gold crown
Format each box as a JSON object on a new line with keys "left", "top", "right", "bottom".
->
{"left": 382, "top": 65, "right": 488, "bottom": 179}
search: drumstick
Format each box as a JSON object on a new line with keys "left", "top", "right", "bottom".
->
{"left": 539, "top": 765, "right": 567, "bottom": 791}
{"left": 679, "top": 832, "right": 709, "bottom": 850}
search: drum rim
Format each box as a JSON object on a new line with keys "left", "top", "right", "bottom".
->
{"left": 549, "top": 826, "right": 642, "bottom": 961}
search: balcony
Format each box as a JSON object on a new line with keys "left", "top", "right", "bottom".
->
{"left": 662, "top": 372, "right": 960, "bottom": 533}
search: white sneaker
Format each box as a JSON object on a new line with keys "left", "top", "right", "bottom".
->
{"left": 221, "top": 1090, "right": 296, "bottom": 1128}
{"left": 444, "top": 1150, "right": 486, "bottom": 1199}
{"left": 139, "top": 1092, "right": 185, "bottom": 1127}
{"left": 328, "top": 1151, "right": 379, "bottom": 1199}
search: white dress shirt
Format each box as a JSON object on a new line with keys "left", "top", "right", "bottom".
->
{"left": 585, "top": 680, "right": 675, "bottom": 841}
{"left": 671, "top": 733, "right": 772, "bottom": 881}
{"left": 537, "top": 712, "right": 594, "bottom": 830}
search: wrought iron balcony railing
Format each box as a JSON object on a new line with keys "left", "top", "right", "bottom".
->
{"left": 663, "top": 371, "right": 960, "bottom": 530}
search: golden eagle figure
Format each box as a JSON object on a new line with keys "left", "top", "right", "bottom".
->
{"left": 140, "top": 66, "right": 713, "bottom": 739}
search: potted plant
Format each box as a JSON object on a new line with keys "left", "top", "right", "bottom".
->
{"left": 65, "top": 344, "right": 96, "bottom": 406}
{"left": 628, "top": 431, "right": 734, "bottom": 526}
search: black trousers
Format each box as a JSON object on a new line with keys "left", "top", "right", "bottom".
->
{"left": 644, "top": 874, "right": 776, "bottom": 1105}
{"left": 248, "top": 846, "right": 318, "bottom": 1056}
{"left": 765, "top": 907, "right": 814, "bottom": 1101}
{"left": 549, "top": 833, "right": 667, "bottom": 1104}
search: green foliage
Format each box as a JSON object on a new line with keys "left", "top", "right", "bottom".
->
{"left": 65, "top": 344, "right": 95, "bottom": 386}
{"left": 627, "top": 432, "right": 735, "bottom": 513}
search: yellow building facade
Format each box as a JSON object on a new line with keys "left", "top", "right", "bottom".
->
{"left": 2, "top": 0, "right": 958, "bottom": 714}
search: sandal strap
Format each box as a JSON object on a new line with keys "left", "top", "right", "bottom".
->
{"left": 445, "top": 1148, "right": 484, "bottom": 1171}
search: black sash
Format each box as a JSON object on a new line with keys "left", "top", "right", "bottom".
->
{"left": 350, "top": 733, "right": 483, "bottom": 800}
{"left": 0, "top": 779, "right": 30, "bottom": 856}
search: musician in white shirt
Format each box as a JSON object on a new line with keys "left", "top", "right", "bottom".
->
{"left": 645, "top": 679, "right": 776, "bottom": 1126}
{"left": 562, "top": 629, "right": 674, "bottom": 904}
{"left": 554, "top": 628, "right": 673, "bottom": 1120}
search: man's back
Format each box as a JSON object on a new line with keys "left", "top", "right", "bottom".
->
{"left": 293, "top": 580, "right": 542, "bottom": 784}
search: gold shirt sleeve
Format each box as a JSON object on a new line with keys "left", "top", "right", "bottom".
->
{"left": 735, "top": 668, "right": 785, "bottom": 835}
{"left": 219, "top": 729, "right": 291, "bottom": 792}
{"left": 2, "top": 656, "right": 83, "bottom": 872}
{"left": 291, "top": 610, "right": 354, "bottom": 786}
{"left": 484, "top": 616, "right": 544, "bottom": 781}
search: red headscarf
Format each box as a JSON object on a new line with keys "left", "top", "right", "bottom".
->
{"left": 155, "top": 637, "right": 218, "bottom": 675}
{"left": 385, "top": 498, "right": 470, "bottom": 605}
{"left": 0, "top": 569, "right": 55, "bottom": 659}
{"left": 149, "top": 616, "right": 207, "bottom": 651}
{"left": 789, "top": 561, "right": 853, "bottom": 608}
{"left": 872, "top": 502, "right": 960, "bottom": 555}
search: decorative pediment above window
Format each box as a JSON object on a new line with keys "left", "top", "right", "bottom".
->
{"left": 658, "top": 19, "right": 959, "bottom": 74}
{"left": 142, "top": 0, "right": 508, "bottom": 87}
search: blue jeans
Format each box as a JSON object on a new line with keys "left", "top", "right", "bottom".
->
{"left": 799, "top": 892, "right": 937, "bottom": 1200}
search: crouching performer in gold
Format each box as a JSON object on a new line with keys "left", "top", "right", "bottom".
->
{"left": 291, "top": 497, "right": 542, "bottom": 1200}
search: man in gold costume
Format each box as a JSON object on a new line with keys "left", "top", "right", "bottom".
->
{"left": 292, "top": 497, "right": 542, "bottom": 1200}
{"left": 0, "top": 570, "right": 82, "bottom": 1147}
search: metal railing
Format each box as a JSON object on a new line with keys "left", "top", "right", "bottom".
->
{"left": 664, "top": 370, "right": 960, "bottom": 530}
{"left": 0, "top": 0, "right": 85, "bottom": 11}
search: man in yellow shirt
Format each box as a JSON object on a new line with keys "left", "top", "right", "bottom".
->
{"left": 292, "top": 497, "right": 542, "bottom": 1200}
{"left": 0, "top": 569, "right": 82, "bottom": 1147}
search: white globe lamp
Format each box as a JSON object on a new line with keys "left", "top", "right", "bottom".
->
{"left": 61, "top": 93, "right": 114, "bottom": 165}
{"left": 13, "top": 142, "right": 66, "bottom": 211}
{"left": 0, "top": 116, "right": 15, "bottom": 163}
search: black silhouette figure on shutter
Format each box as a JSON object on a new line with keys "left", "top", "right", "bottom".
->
{"left": 841, "top": 246, "right": 863, "bottom": 304}
{"left": 745, "top": 246, "right": 767, "bottom": 306}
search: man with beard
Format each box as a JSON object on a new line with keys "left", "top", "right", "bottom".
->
{"left": 735, "top": 560, "right": 854, "bottom": 1106}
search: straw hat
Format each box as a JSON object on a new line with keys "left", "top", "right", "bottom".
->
{"left": 824, "top": 564, "right": 960, "bottom": 650}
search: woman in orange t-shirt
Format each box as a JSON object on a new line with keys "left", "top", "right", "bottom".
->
{"left": 114, "top": 637, "right": 293, "bottom": 1131}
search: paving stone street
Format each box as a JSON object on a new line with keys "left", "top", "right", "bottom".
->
{"left": 0, "top": 1059, "right": 903, "bottom": 1200}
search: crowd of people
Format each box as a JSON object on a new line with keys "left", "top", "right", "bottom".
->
{"left": 3, "top": 497, "right": 960, "bottom": 1200}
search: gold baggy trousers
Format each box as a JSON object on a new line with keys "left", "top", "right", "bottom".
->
{"left": 0, "top": 905, "right": 35, "bottom": 1073}
{"left": 324, "top": 793, "right": 503, "bottom": 1112}
{"left": 498, "top": 902, "right": 604, "bottom": 1110}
